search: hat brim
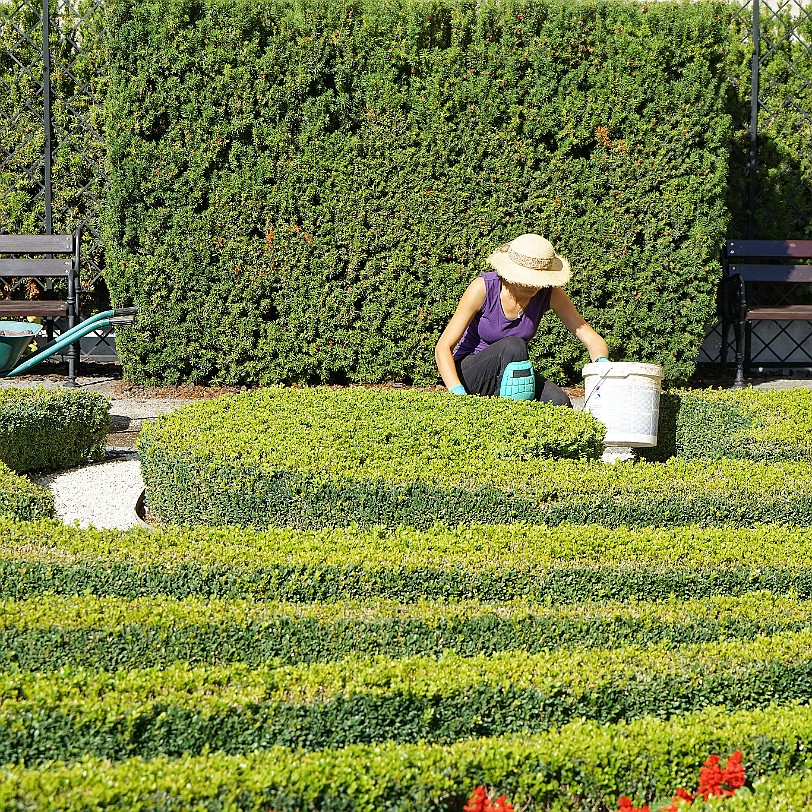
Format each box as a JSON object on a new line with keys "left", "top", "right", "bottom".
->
{"left": 487, "top": 251, "right": 571, "bottom": 288}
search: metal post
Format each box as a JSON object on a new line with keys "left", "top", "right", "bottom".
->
{"left": 748, "top": 0, "right": 760, "bottom": 240}
{"left": 42, "top": 0, "right": 53, "bottom": 236}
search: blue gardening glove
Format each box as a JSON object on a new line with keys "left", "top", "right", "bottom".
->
{"left": 450, "top": 384, "right": 467, "bottom": 395}
{"left": 595, "top": 357, "right": 610, "bottom": 362}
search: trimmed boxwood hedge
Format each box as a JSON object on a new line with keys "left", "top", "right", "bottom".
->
{"left": 0, "top": 386, "right": 107, "bottom": 522}
{"left": 104, "top": 0, "right": 733, "bottom": 387}
{"left": 0, "top": 704, "right": 810, "bottom": 811}
{"left": 137, "top": 386, "right": 812, "bottom": 529}
{"left": 3, "top": 629, "right": 812, "bottom": 764}
{"left": 2, "top": 591, "right": 809, "bottom": 672}
{"left": 708, "top": 772, "right": 812, "bottom": 811}
{"left": 643, "top": 387, "right": 812, "bottom": 462}
{"left": 0, "top": 461, "right": 54, "bottom": 521}
{"left": 0, "top": 387, "right": 109, "bottom": 472}
{"left": 5, "top": 519, "right": 812, "bottom": 603}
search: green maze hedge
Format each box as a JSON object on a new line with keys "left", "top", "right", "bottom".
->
{"left": 104, "top": 0, "right": 733, "bottom": 387}
{"left": 4, "top": 629, "right": 812, "bottom": 763}
{"left": 1, "top": 705, "right": 811, "bottom": 811}
{"left": 138, "top": 387, "right": 611, "bottom": 528}
{"left": 5, "top": 513, "right": 812, "bottom": 807}
{"left": 644, "top": 387, "right": 812, "bottom": 462}
{"left": 0, "top": 461, "right": 54, "bottom": 522}
{"left": 137, "top": 386, "right": 812, "bottom": 529}
{"left": 2, "top": 591, "right": 809, "bottom": 672}
{"left": 0, "top": 387, "right": 109, "bottom": 472}
{"left": 6, "top": 519, "right": 812, "bottom": 603}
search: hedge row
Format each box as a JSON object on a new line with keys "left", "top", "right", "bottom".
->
{"left": 2, "top": 591, "right": 808, "bottom": 671}
{"left": 5, "top": 519, "right": 812, "bottom": 602}
{"left": 0, "top": 387, "right": 109, "bottom": 472}
{"left": 138, "top": 387, "right": 812, "bottom": 529}
{"left": 643, "top": 387, "right": 812, "bottom": 462}
{"left": 139, "top": 386, "right": 606, "bottom": 477}
{"left": 710, "top": 772, "right": 812, "bottom": 811}
{"left": 0, "top": 462, "right": 54, "bottom": 522}
{"left": 104, "top": 0, "right": 733, "bottom": 387}
{"left": 0, "top": 704, "right": 810, "bottom": 811}
{"left": 3, "top": 628, "right": 812, "bottom": 763}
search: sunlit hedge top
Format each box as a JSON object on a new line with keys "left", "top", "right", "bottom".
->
{"left": 138, "top": 386, "right": 605, "bottom": 483}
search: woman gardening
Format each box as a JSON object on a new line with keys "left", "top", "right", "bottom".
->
{"left": 435, "top": 233, "right": 610, "bottom": 406}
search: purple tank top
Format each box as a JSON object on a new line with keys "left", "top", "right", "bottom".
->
{"left": 453, "top": 271, "right": 552, "bottom": 360}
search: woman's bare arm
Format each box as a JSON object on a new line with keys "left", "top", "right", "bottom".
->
{"left": 550, "top": 287, "right": 609, "bottom": 361}
{"left": 435, "top": 277, "right": 487, "bottom": 391}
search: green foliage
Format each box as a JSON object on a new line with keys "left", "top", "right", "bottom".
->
{"left": 0, "top": 0, "right": 107, "bottom": 287}
{"left": 137, "top": 387, "right": 812, "bottom": 527}
{"left": 1, "top": 704, "right": 812, "bottom": 810}
{"left": 137, "top": 386, "right": 610, "bottom": 527}
{"left": 4, "top": 629, "right": 812, "bottom": 763}
{"left": 2, "top": 591, "right": 810, "bottom": 671}
{"left": 0, "top": 461, "right": 54, "bottom": 521}
{"left": 4, "top": 509, "right": 812, "bottom": 806}
{"left": 103, "top": 0, "right": 733, "bottom": 387}
{"left": 708, "top": 771, "right": 812, "bottom": 811}
{"left": 644, "top": 387, "right": 812, "bottom": 462}
{"left": 6, "top": 519, "right": 812, "bottom": 603}
{"left": 725, "top": 4, "right": 812, "bottom": 239}
{"left": 0, "top": 386, "right": 109, "bottom": 471}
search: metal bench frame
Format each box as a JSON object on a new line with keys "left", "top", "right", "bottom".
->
{"left": 0, "top": 232, "right": 80, "bottom": 385}
{"left": 721, "top": 239, "right": 812, "bottom": 387}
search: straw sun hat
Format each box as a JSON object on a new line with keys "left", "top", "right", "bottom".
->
{"left": 487, "top": 233, "right": 571, "bottom": 288}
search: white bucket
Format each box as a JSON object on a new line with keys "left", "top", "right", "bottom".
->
{"left": 581, "top": 362, "right": 664, "bottom": 447}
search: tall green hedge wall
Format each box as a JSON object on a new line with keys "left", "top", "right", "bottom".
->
{"left": 103, "top": 0, "right": 733, "bottom": 386}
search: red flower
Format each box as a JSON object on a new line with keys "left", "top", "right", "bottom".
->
{"left": 697, "top": 751, "right": 747, "bottom": 799}
{"left": 721, "top": 750, "right": 746, "bottom": 792}
{"left": 464, "top": 787, "right": 489, "bottom": 812}
{"left": 490, "top": 795, "right": 515, "bottom": 812}
{"left": 618, "top": 749, "right": 745, "bottom": 812}
{"left": 659, "top": 787, "right": 696, "bottom": 811}
{"left": 697, "top": 754, "right": 727, "bottom": 799}
{"left": 463, "top": 786, "right": 516, "bottom": 812}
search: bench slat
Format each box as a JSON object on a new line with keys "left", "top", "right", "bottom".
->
{"left": 747, "top": 304, "right": 812, "bottom": 320}
{"left": 727, "top": 239, "right": 812, "bottom": 259}
{"left": 0, "top": 301, "right": 69, "bottom": 317}
{"left": 0, "top": 259, "right": 74, "bottom": 277}
{"left": 728, "top": 263, "right": 812, "bottom": 282}
{"left": 0, "top": 235, "right": 73, "bottom": 253}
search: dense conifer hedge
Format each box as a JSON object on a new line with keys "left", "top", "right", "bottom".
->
{"left": 104, "top": 0, "right": 733, "bottom": 386}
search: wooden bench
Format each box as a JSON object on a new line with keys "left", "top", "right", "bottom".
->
{"left": 0, "top": 233, "right": 80, "bottom": 384}
{"left": 721, "top": 239, "right": 812, "bottom": 386}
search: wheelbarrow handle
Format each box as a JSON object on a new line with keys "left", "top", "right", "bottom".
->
{"left": 113, "top": 307, "right": 138, "bottom": 317}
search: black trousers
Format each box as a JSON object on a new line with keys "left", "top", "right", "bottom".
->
{"left": 455, "top": 337, "right": 572, "bottom": 406}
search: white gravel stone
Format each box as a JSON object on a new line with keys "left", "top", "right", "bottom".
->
{"left": 32, "top": 455, "right": 145, "bottom": 530}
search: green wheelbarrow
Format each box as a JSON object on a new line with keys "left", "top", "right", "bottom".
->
{"left": 0, "top": 307, "right": 136, "bottom": 379}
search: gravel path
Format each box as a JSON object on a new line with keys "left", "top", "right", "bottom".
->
{"left": 32, "top": 453, "right": 146, "bottom": 530}
{"left": 17, "top": 384, "right": 189, "bottom": 531}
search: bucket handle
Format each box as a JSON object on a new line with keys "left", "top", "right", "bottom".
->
{"left": 580, "top": 366, "right": 615, "bottom": 412}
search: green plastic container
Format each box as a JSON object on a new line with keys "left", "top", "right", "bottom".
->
{"left": 0, "top": 321, "right": 43, "bottom": 373}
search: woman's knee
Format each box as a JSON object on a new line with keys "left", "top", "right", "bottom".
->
{"left": 494, "top": 336, "right": 529, "bottom": 363}
{"left": 537, "top": 379, "right": 572, "bottom": 407}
